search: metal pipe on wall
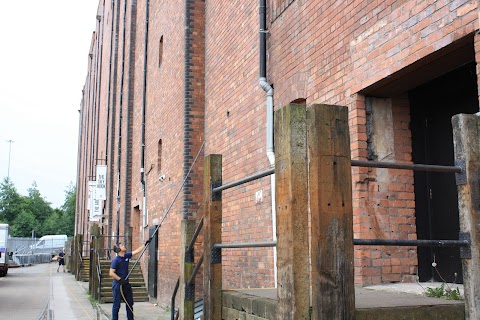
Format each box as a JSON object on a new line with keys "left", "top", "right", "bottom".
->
{"left": 140, "top": 0, "right": 150, "bottom": 239}
{"left": 259, "top": 0, "right": 277, "bottom": 286}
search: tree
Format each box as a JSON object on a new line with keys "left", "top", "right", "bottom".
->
{"left": 0, "top": 178, "right": 29, "bottom": 224}
{"left": 11, "top": 209, "right": 38, "bottom": 237}
{"left": 27, "top": 182, "right": 53, "bottom": 229}
{"left": 60, "top": 184, "right": 76, "bottom": 236}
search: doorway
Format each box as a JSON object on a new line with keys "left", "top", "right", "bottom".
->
{"left": 148, "top": 225, "right": 158, "bottom": 298}
{"left": 410, "top": 62, "right": 479, "bottom": 283}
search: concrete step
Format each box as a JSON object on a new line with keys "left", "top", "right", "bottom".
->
{"left": 222, "top": 288, "right": 465, "bottom": 320}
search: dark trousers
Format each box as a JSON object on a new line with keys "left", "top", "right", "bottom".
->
{"left": 112, "top": 282, "right": 134, "bottom": 320}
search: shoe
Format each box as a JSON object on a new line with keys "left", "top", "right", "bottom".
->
{"left": 57, "top": 270, "right": 59, "bottom": 272}
{"left": 63, "top": 270, "right": 65, "bottom": 273}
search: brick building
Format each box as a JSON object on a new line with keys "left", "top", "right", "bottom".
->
{"left": 76, "top": 0, "right": 480, "bottom": 307}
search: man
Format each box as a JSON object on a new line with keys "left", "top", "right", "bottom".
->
{"left": 109, "top": 239, "right": 152, "bottom": 320}
{"left": 57, "top": 248, "right": 65, "bottom": 273}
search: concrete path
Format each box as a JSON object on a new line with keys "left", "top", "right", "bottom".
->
{"left": 49, "top": 264, "right": 105, "bottom": 320}
{"left": 8, "top": 263, "right": 464, "bottom": 320}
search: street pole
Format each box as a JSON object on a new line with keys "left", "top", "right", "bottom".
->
{"left": 6, "top": 140, "right": 14, "bottom": 180}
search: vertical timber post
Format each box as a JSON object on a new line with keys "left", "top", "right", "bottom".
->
{"left": 274, "top": 103, "right": 310, "bottom": 319}
{"left": 72, "top": 235, "right": 77, "bottom": 279}
{"left": 307, "top": 104, "right": 355, "bottom": 319}
{"left": 452, "top": 114, "right": 480, "bottom": 320}
{"left": 75, "top": 234, "right": 83, "bottom": 281}
{"left": 203, "top": 154, "right": 222, "bottom": 320}
{"left": 180, "top": 219, "right": 195, "bottom": 320}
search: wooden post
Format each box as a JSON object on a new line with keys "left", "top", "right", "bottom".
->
{"left": 274, "top": 103, "right": 310, "bottom": 319}
{"left": 89, "top": 225, "right": 100, "bottom": 295}
{"left": 307, "top": 104, "right": 355, "bottom": 319}
{"left": 452, "top": 114, "right": 480, "bottom": 320}
{"left": 203, "top": 154, "right": 222, "bottom": 320}
{"left": 71, "top": 236, "right": 77, "bottom": 277}
{"left": 74, "top": 234, "right": 83, "bottom": 281}
{"left": 180, "top": 219, "right": 195, "bottom": 320}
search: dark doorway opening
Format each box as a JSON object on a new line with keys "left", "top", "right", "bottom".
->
{"left": 148, "top": 225, "right": 158, "bottom": 298}
{"left": 410, "top": 62, "right": 479, "bottom": 283}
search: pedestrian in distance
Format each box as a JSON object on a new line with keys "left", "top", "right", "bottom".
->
{"left": 109, "top": 238, "right": 153, "bottom": 320}
{"left": 56, "top": 248, "right": 66, "bottom": 273}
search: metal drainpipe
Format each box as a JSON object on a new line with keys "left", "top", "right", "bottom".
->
{"left": 140, "top": 0, "right": 150, "bottom": 241}
{"left": 259, "top": 0, "right": 277, "bottom": 287}
{"left": 116, "top": 0, "right": 128, "bottom": 230}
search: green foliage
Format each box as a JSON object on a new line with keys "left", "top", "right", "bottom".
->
{"left": 425, "top": 284, "right": 463, "bottom": 300}
{"left": 0, "top": 178, "right": 29, "bottom": 224}
{"left": 60, "top": 184, "right": 76, "bottom": 236}
{"left": 0, "top": 178, "right": 76, "bottom": 237}
{"left": 11, "top": 209, "right": 38, "bottom": 237}
{"left": 27, "top": 182, "right": 53, "bottom": 226}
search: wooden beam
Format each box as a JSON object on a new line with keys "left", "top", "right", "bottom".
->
{"left": 452, "top": 114, "right": 480, "bottom": 320}
{"left": 203, "top": 154, "right": 222, "bottom": 320}
{"left": 180, "top": 219, "right": 195, "bottom": 320}
{"left": 274, "top": 103, "right": 310, "bottom": 319}
{"left": 307, "top": 104, "right": 355, "bottom": 319}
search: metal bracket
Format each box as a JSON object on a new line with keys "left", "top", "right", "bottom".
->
{"left": 211, "top": 181, "right": 222, "bottom": 201}
{"left": 185, "top": 249, "right": 194, "bottom": 263}
{"left": 211, "top": 246, "right": 222, "bottom": 264}
{"left": 459, "top": 232, "right": 471, "bottom": 259}
{"left": 185, "top": 283, "right": 195, "bottom": 300}
{"left": 455, "top": 159, "right": 466, "bottom": 185}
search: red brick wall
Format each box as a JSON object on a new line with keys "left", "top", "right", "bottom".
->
{"left": 205, "top": 0, "right": 276, "bottom": 289}
{"left": 77, "top": 0, "right": 480, "bottom": 306}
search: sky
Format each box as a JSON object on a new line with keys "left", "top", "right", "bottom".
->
{"left": 0, "top": 1, "right": 100, "bottom": 208}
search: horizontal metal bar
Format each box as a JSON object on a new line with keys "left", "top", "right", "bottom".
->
{"left": 354, "top": 239, "right": 470, "bottom": 247}
{"left": 186, "top": 216, "right": 204, "bottom": 254}
{"left": 187, "top": 254, "right": 204, "bottom": 285}
{"left": 212, "top": 168, "right": 275, "bottom": 193}
{"left": 213, "top": 241, "right": 277, "bottom": 249}
{"left": 351, "top": 160, "right": 462, "bottom": 174}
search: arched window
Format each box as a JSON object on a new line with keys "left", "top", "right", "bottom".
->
{"left": 159, "top": 36, "right": 164, "bottom": 68}
{"left": 157, "top": 139, "right": 163, "bottom": 173}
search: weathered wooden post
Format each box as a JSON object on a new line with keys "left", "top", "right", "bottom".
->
{"left": 274, "top": 103, "right": 310, "bottom": 319}
{"left": 452, "top": 114, "right": 480, "bottom": 320}
{"left": 89, "top": 224, "right": 100, "bottom": 296}
{"left": 179, "top": 219, "right": 195, "bottom": 319}
{"left": 203, "top": 154, "right": 222, "bottom": 320}
{"left": 74, "top": 234, "right": 83, "bottom": 281}
{"left": 307, "top": 104, "right": 355, "bottom": 319}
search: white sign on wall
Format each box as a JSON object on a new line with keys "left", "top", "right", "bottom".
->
{"left": 88, "top": 181, "right": 103, "bottom": 221}
{"left": 96, "top": 165, "right": 107, "bottom": 200}
{"left": 88, "top": 181, "right": 96, "bottom": 212}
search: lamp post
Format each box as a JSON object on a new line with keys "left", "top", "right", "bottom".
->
{"left": 6, "top": 140, "right": 14, "bottom": 180}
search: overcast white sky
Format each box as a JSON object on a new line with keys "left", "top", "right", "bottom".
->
{"left": 0, "top": 1, "right": 99, "bottom": 208}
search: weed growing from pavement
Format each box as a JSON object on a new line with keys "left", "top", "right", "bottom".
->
{"left": 425, "top": 284, "right": 463, "bottom": 300}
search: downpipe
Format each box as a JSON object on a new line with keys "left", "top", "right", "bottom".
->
{"left": 259, "top": 0, "right": 277, "bottom": 287}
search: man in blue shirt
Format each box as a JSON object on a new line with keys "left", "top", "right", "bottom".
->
{"left": 57, "top": 248, "right": 65, "bottom": 273}
{"left": 109, "top": 239, "right": 151, "bottom": 320}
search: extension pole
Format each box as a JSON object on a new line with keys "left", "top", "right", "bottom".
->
{"left": 125, "top": 141, "right": 205, "bottom": 280}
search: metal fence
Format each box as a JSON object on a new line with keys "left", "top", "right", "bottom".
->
{"left": 8, "top": 237, "right": 64, "bottom": 265}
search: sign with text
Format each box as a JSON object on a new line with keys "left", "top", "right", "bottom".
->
{"left": 96, "top": 165, "right": 107, "bottom": 200}
{"left": 88, "top": 181, "right": 95, "bottom": 212}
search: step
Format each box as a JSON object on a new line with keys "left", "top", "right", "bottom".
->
{"left": 100, "top": 296, "right": 149, "bottom": 303}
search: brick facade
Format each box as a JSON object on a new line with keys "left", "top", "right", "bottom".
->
{"left": 76, "top": 0, "right": 480, "bottom": 307}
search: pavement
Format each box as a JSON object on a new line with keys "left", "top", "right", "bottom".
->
{"left": 42, "top": 263, "right": 171, "bottom": 320}
{"left": 47, "top": 263, "right": 464, "bottom": 319}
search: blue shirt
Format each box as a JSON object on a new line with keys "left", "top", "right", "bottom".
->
{"left": 110, "top": 252, "right": 132, "bottom": 283}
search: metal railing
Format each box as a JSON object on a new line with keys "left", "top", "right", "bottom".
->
{"left": 77, "top": 248, "right": 84, "bottom": 281}
{"left": 350, "top": 159, "right": 463, "bottom": 173}
{"left": 96, "top": 251, "right": 102, "bottom": 300}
